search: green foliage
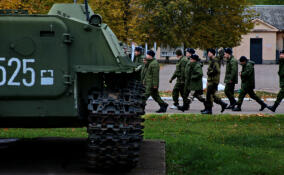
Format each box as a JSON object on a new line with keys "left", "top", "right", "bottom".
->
{"left": 136, "top": 0, "right": 255, "bottom": 48}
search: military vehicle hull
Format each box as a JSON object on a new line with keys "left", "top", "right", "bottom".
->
{"left": 0, "top": 3, "right": 145, "bottom": 170}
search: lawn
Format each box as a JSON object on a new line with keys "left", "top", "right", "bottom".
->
{"left": 0, "top": 114, "right": 283, "bottom": 175}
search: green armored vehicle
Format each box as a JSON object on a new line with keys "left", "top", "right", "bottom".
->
{"left": 0, "top": 2, "right": 145, "bottom": 170}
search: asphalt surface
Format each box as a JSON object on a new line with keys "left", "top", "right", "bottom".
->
{"left": 160, "top": 64, "right": 280, "bottom": 93}
{"left": 146, "top": 99, "right": 284, "bottom": 115}
{"left": 0, "top": 138, "right": 166, "bottom": 175}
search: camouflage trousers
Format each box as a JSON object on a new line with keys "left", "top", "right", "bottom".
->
{"left": 172, "top": 83, "right": 186, "bottom": 106}
{"left": 275, "top": 87, "right": 284, "bottom": 105}
{"left": 205, "top": 83, "right": 224, "bottom": 108}
{"left": 236, "top": 88, "right": 266, "bottom": 107}
{"left": 225, "top": 83, "right": 236, "bottom": 105}
{"left": 144, "top": 88, "right": 167, "bottom": 107}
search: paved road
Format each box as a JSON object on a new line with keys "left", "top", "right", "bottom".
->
{"left": 146, "top": 99, "right": 284, "bottom": 115}
{"left": 160, "top": 64, "right": 280, "bottom": 93}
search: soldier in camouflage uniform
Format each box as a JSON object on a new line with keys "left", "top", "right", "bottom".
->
{"left": 223, "top": 48, "right": 238, "bottom": 109}
{"left": 179, "top": 54, "right": 205, "bottom": 112}
{"left": 202, "top": 49, "right": 228, "bottom": 115}
{"left": 268, "top": 50, "right": 284, "bottom": 112}
{"left": 169, "top": 49, "right": 188, "bottom": 109}
{"left": 182, "top": 48, "right": 196, "bottom": 110}
{"left": 134, "top": 46, "right": 144, "bottom": 65}
{"left": 141, "top": 50, "right": 168, "bottom": 113}
{"left": 232, "top": 56, "right": 267, "bottom": 111}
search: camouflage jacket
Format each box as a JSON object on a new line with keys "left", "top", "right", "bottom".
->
{"left": 141, "top": 58, "right": 160, "bottom": 89}
{"left": 207, "top": 57, "right": 220, "bottom": 85}
{"left": 170, "top": 56, "right": 188, "bottom": 83}
{"left": 224, "top": 56, "right": 238, "bottom": 84}
{"left": 187, "top": 62, "right": 203, "bottom": 91}
{"left": 241, "top": 61, "right": 255, "bottom": 90}
{"left": 134, "top": 54, "right": 144, "bottom": 66}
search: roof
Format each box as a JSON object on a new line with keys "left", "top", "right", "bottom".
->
{"left": 251, "top": 5, "right": 284, "bottom": 30}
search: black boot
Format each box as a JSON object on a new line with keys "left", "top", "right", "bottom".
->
{"left": 267, "top": 103, "right": 279, "bottom": 112}
{"left": 259, "top": 103, "right": 267, "bottom": 112}
{"left": 201, "top": 108, "right": 212, "bottom": 115}
{"left": 232, "top": 105, "right": 241, "bottom": 111}
{"left": 226, "top": 102, "right": 236, "bottom": 109}
{"left": 156, "top": 103, "right": 168, "bottom": 113}
{"left": 220, "top": 102, "right": 228, "bottom": 113}
{"left": 178, "top": 102, "right": 190, "bottom": 112}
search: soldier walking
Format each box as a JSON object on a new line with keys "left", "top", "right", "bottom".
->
{"left": 182, "top": 48, "right": 196, "bottom": 110}
{"left": 268, "top": 50, "right": 284, "bottom": 112}
{"left": 169, "top": 49, "right": 188, "bottom": 109}
{"left": 232, "top": 56, "right": 267, "bottom": 111}
{"left": 223, "top": 48, "right": 238, "bottom": 109}
{"left": 179, "top": 54, "right": 205, "bottom": 111}
{"left": 134, "top": 46, "right": 144, "bottom": 65}
{"left": 202, "top": 49, "right": 228, "bottom": 115}
{"left": 141, "top": 50, "right": 168, "bottom": 113}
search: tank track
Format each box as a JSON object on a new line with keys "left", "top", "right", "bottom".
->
{"left": 87, "top": 80, "right": 145, "bottom": 170}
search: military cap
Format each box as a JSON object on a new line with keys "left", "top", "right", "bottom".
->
{"left": 207, "top": 48, "right": 216, "bottom": 55}
{"left": 239, "top": 56, "right": 248, "bottom": 62}
{"left": 135, "top": 46, "right": 143, "bottom": 52}
{"left": 224, "top": 48, "right": 233, "bottom": 55}
{"left": 147, "top": 50, "right": 155, "bottom": 57}
{"left": 185, "top": 48, "right": 195, "bottom": 54}
{"left": 175, "top": 49, "right": 183, "bottom": 56}
{"left": 191, "top": 54, "right": 199, "bottom": 61}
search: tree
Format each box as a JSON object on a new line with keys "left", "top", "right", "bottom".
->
{"left": 135, "top": 0, "right": 255, "bottom": 49}
{"left": 89, "top": 0, "right": 142, "bottom": 44}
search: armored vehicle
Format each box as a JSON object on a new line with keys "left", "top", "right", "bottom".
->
{"left": 0, "top": 3, "right": 145, "bottom": 170}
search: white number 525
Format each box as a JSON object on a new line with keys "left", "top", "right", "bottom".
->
{"left": 0, "top": 57, "right": 35, "bottom": 87}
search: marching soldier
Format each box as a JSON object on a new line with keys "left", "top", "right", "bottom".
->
{"left": 179, "top": 54, "right": 205, "bottom": 111}
{"left": 182, "top": 48, "right": 196, "bottom": 110}
{"left": 232, "top": 56, "right": 267, "bottom": 111}
{"left": 268, "top": 50, "right": 284, "bottom": 112}
{"left": 169, "top": 49, "right": 188, "bottom": 109}
{"left": 134, "top": 46, "right": 144, "bottom": 65}
{"left": 141, "top": 50, "right": 168, "bottom": 113}
{"left": 223, "top": 48, "right": 238, "bottom": 109}
{"left": 202, "top": 49, "right": 228, "bottom": 115}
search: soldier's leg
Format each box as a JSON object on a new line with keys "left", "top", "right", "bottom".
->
{"left": 151, "top": 88, "right": 168, "bottom": 107}
{"left": 225, "top": 83, "right": 236, "bottom": 106}
{"left": 172, "top": 83, "right": 180, "bottom": 106}
{"left": 193, "top": 90, "right": 205, "bottom": 103}
{"left": 247, "top": 89, "right": 267, "bottom": 111}
{"left": 268, "top": 88, "right": 284, "bottom": 112}
{"left": 183, "top": 86, "right": 191, "bottom": 103}
{"left": 212, "top": 84, "right": 228, "bottom": 113}
{"left": 143, "top": 88, "right": 151, "bottom": 106}
{"left": 275, "top": 88, "right": 284, "bottom": 106}
{"left": 233, "top": 89, "right": 247, "bottom": 111}
{"left": 203, "top": 84, "right": 214, "bottom": 112}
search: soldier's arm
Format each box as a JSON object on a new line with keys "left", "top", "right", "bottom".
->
{"left": 241, "top": 63, "right": 253, "bottom": 78}
{"left": 191, "top": 65, "right": 203, "bottom": 79}
{"left": 207, "top": 62, "right": 220, "bottom": 76}
{"left": 170, "top": 70, "right": 178, "bottom": 81}
{"left": 230, "top": 60, "right": 238, "bottom": 81}
{"left": 152, "top": 64, "right": 160, "bottom": 88}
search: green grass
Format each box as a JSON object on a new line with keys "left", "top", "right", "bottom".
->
{"left": 0, "top": 114, "right": 283, "bottom": 175}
